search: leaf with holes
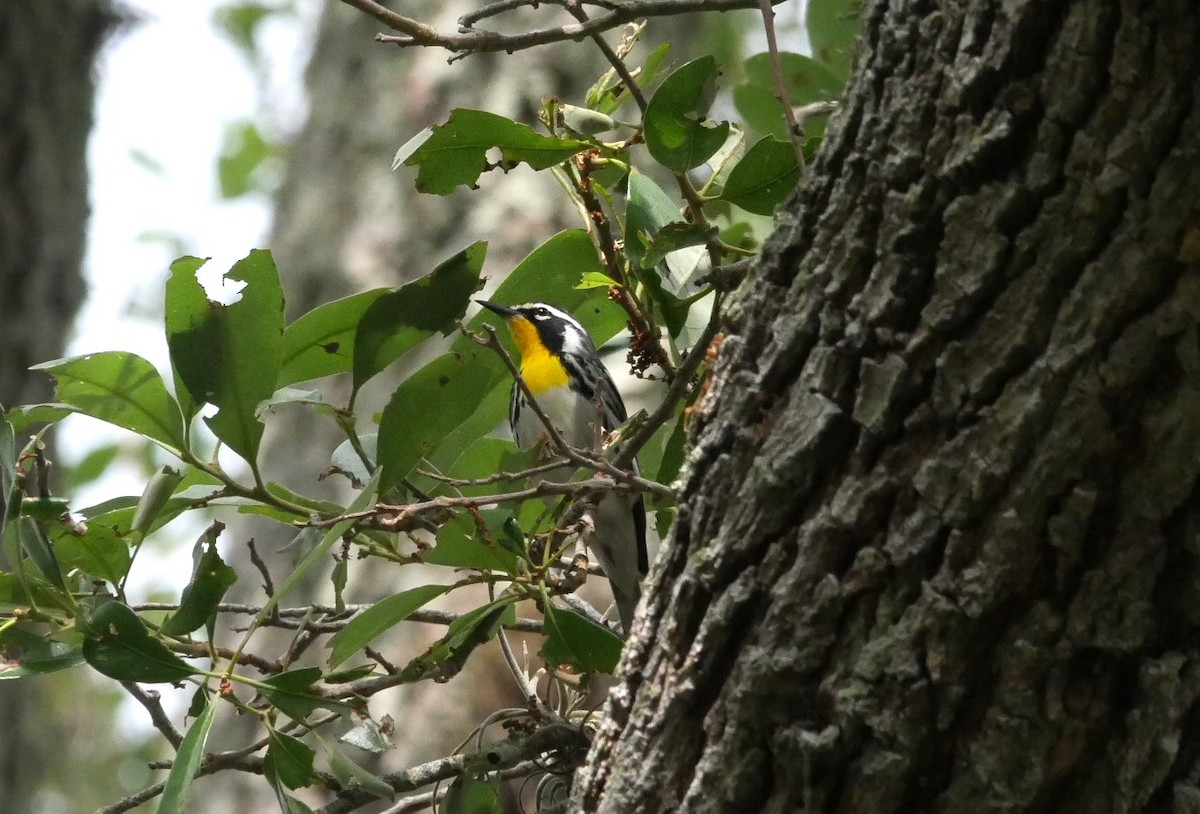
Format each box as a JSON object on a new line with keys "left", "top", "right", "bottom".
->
{"left": 397, "top": 109, "right": 592, "bottom": 195}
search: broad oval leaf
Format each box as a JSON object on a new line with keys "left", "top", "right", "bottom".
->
{"left": 0, "top": 626, "right": 84, "bottom": 678}
{"left": 427, "top": 513, "right": 521, "bottom": 575}
{"left": 52, "top": 521, "right": 130, "bottom": 585}
{"left": 352, "top": 242, "right": 486, "bottom": 399}
{"left": 719, "top": 135, "right": 801, "bottom": 215}
{"left": 30, "top": 352, "right": 186, "bottom": 454}
{"left": 400, "top": 109, "right": 592, "bottom": 195}
{"left": 165, "top": 250, "right": 284, "bottom": 467}
{"left": 326, "top": 584, "right": 452, "bottom": 669}
{"left": 643, "top": 56, "right": 731, "bottom": 171}
{"left": 82, "top": 600, "right": 197, "bottom": 683}
{"left": 376, "top": 348, "right": 497, "bottom": 491}
{"left": 259, "top": 667, "right": 338, "bottom": 723}
{"left": 278, "top": 289, "right": 388, "bottom": 387}
{"left": 807, "top": 0, "right": 863, "bottom": 80}
{"left": 733, "top": 52, "right": 844, "bottom": 140}
{"left": 266, "top": 728, "right": 318, "bottom": 790}
{"left": 540, "top": 602, "right": 623, "bottom": 674}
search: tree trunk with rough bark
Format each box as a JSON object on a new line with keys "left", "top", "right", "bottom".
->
{"left": 578, "top": 1, "right": 1200, "bottom": 811}
{"left": 0, "top": 2, "right": 111, "bottom": 810}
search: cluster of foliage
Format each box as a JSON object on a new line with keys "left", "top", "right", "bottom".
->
{"left": 0, "top": 7, "right": 856, "bottom": 813}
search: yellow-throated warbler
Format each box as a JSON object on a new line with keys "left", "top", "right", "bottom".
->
{"left": 478, "top": 300, "right": 648, "bottom": 635}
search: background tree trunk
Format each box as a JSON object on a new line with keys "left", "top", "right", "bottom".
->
{"left": 579, "top": 1, "right": 1200, "bottom": 811}
{"left": 0, "top": 2, "right": 112, "bottom": 810}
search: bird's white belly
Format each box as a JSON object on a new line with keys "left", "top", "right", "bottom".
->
{"left": 514, "top": 386, "right": 600, "bottom": 451}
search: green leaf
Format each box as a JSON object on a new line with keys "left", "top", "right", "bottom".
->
{"left": 165, "top": 250, "right": 285, "bottom": 467}
{"left": 64, "top": 442, "right": 124, "bottom": 491}
{"left": 324, "top": 742, "right": 395, "bottom": 799}
{"left": 157, "top": 698, "right": 216, "bottom": 814}
{"left": 278, "top": 289, "right": 389, "bottom": 387}
{"left": 558, "top": 103, "right": 617, "bottom": 136}
{"left": 130, "top": 466, "right": 186, "bottom": 542}
{"left": 444, "top": 774, "right": 503, "bottom": 814}
{"left": 427, "top": 515, "right": 521, "bottom": 575}
{"left": 6, "top": 403, "right": 73, "bottom": 435}
{"left": 79, "top": 495, "right": 196, "bottom": 542}
{"left": 0, "top": 408, "right": 11, "bottom": 538}
{"left": 162, "top": 256, "right": 209, "bottom": 423}
{"left": 324, "top": 664, "right": 378, "bottom": 684}
{"left": 624, "top": 170, "right": 686, "bottom": 276}
{"left": 327, "top": 584, "right": 452, "bottom": 668}
{"left": 82, "top": 600, "right": 197, "bottom": 683}
{"left": 266, "top": 729, "right": 318, "bottom": 790}
{"left": 352, "top": 242, "right": 486, "bottom": 399}
{"left": 655, "top": 412, "right": 688, "bottom": 487}
{"left": 719, "top": 135, "right": 801, "bottom": 215}
{"left": 217, "top": 119, "right": 282, "bottom": 199}
{"left": 264, "top": 779, "right": 317, "bottom": 814}
{"left": 575, "top": 271, "right": 619, "bottom": 290}
{"left": 161, "top": 534, "right": 238, "bottom": 636}
{"left": 807, "top": 0, "right": 862, "bottom": 80}
{"left": 376, "top": 348, "right": 497, "bottom": 491}
{"left": 259, "top": 667, "right": 331, "bottom": 723}
{"left": 398, "top": 600, "right": 514, "bottom": 682}
{"left": 30, "top": 352, "right": 186, "bottom": 455}
{"left": 52, "top": 521, "right": 130, "bottom": 585}
{"left": 0, "top": 627, "right": 84, "bottom": 678}
{"left": 640, "top": 221, "right": 719, "bottom": 270}
{"left": 0, "top": 571, "right": 61, "bottom": 613}
{"left": 643, "top": 56, "right": 731, "bottom": 171}
{"left": 625, "top": 172, "right": 697, "bottom": 334}
{"left": 733, "top": 52, "right": 844, "bottom": 140}
{"left": 587, "top": 42, "right": 673, "bottom": 116}
{"left": 9, "top": 510, "right": 66, "bottom": 590}
{"left": 398, "top": 109, "right": 592, "bottom": 195}
{"left": 540, "top": 602, "right": 624, "bottom": 674}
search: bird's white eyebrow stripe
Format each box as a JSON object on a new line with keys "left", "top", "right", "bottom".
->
{"left": 515, "top": 302, "right": 585, "bottom": 332}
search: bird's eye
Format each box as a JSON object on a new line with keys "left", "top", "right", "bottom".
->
{"left": 534, "top": 307, "right": 549, "bottom": 319}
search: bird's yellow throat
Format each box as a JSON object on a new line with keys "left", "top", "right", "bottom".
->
{"left": 508, "top": 316, "right": 569, "bottom": 395}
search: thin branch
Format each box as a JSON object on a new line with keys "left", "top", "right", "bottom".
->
{"left": 315, "top": 752, "right": 469, "bottom": 814}
{"left": 417, "top": 456, "right": 572, "bottom": 487}
{"left": 97, "top": 756, "right": 270, "bottom": 814}
{"left": 168, "top": 639, "right": 281, "bottom": 674}
{"left": 346, "top": 0, "right": 784, "bottom": 57}
{"left": 96, "top": 781, "right": 166, "bottom": 814}
{"left": 337, "top": 0, "right": 439, "bottom": 40}
{"left": 758, "top": 0, "right": 804, "bottom": 167}
{"left": 313, "top": 476, "right": 665, "bottom": 532}
{"left": 120, "top": 683, "right": 184, "bottom": 750}
{"left": 134, "top": 602, "right": 547, "bottom": 634}
{"left": 566, "top": 2, "right": 649, "bottom": 118}
{"left": 246, "top": 538, "right": 276, "bottom": 600}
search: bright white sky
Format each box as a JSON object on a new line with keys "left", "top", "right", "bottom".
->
{"left": 69, "top": 2, "right": 312, "bottom": 499}
{"left": 80, "top": 1, "right": 310, "bottom": 362}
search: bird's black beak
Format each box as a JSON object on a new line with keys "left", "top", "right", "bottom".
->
{"left": 476, "top": 299, "right": 518, "bottom": 319}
